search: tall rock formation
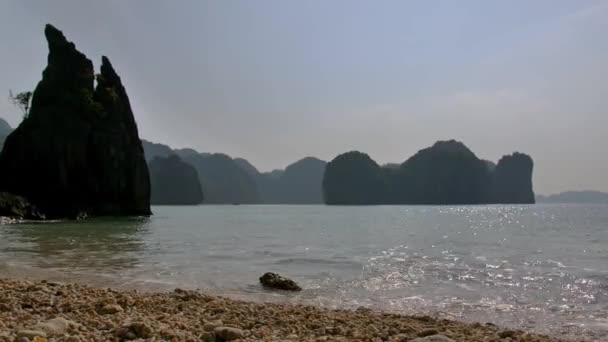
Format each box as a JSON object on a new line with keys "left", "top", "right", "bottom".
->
{"left": 149, "top": 155, "right": 204, "bottom": 205}
{"left": 491, "top": 153, "right": 535, "bottom": 204}
{"left": 0, "top": 24, "right": 150, "bottom": 218}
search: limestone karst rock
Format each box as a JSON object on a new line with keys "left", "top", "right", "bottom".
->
{"left": 0, "top": 24, "right": 150, "bottom": 218}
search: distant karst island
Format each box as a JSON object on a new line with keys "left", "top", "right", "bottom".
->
{"left": 144, "top": 139, "right": 535, "bottom": 206}
{"left": 323, "top": 140, "right": 535, "bottom": 205}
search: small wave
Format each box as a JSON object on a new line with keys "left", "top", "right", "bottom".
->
{"left": 457, "top": 283, "right": 476, "bottom": 291}
{"left": 274, "top": 257, "right": 362, "bottom": 268}
{"left": 547, "top": 259, "right": 570, "bottom": 268}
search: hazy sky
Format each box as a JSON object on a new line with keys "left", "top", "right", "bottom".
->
{"left": 1, "top": 1, "right": 606, "bottom": 194}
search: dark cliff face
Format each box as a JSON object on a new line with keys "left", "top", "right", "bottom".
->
{"left": 0, "top": 118, "right": 11, "bottom": 150}
{"left": 322, "top": 141, "right": 535, "bottom": 205}
{"left": 149, "top": 155, "right": 204, "bottom": 205}
{"left": 323, "top": 151, "right": 387, "bottom": 205}
{"left": 492, "top": 153, "right": 535, "bottom": 204}
{"left": 0, "top": 24, "right": 150, "bottom": 218}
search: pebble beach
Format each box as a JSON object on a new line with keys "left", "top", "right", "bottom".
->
{"left": 0, "top": 278, "right": 567, "bottom": 342}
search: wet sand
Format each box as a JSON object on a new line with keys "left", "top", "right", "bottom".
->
{"left": 0, "top": 278, "right": 568, "bottom": 342}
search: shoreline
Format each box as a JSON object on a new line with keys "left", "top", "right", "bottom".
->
{"left": 0, "top": 278, "right": 568, "bottom": 342}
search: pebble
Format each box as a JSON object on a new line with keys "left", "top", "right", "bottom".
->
{"left": 200, "top": 331, "right": 215, "bottom": 342}
{"left": 418, "top": 328, "right": 439, "bottom": 337}
{"left": 17, "top": 330, "right": 47, "bottom": 339}
{"left": 98, "top": 304, "right": 123, "bottom": 315}
{"left": 213, "top": 326, "right": 244, "bottom": 340}
{"left": 203, "top": 320, "right": 223, "bottom": 332}
{"left": 115, "top": 322, "right": 152, "bottom": 340}
{"left": 497, "top": 329, "right": 517, "bottom": 338}
{"left": 31, "top": 317, "right": 76, "bottom": 335}
{"left": 410, "top": 335, "right": 456, "bottom": 342}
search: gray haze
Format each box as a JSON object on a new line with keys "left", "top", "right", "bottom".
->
{"left": 1, "top": 0, "right": 606, "bottom": 194}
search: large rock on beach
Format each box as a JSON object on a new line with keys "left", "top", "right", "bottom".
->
{"left": 259, "top": 272, "right": 302, "bottom": 291}
{"left": 0, "top": 24, "right": 150, "bottom": 218}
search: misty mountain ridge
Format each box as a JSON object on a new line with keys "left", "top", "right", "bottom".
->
{"left": 537, "top": 191, "right": 608, "bottom": 203}
{"left": 142, "top": 140, "right": 326, "bottom": 204}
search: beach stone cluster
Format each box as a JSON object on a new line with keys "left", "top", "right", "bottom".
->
{"left": 0, "top": 279, "right": 564, "bottom": 341}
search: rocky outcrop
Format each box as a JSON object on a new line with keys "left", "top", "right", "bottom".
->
{"left": 149, "top": 155, "right": 204, "bottom": 205}
{"left": 259, "top": 272, "right": 302, "bottom": 291}
{"left": 0, "top": 24, "right": 150, "bottom": 218}
{"left": 491, "top": 153, "right": 535, "bottom": 204}
{"left": 0, "top": 192, "right": 45, "bottom": 220}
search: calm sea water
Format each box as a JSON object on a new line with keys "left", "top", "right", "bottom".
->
{"left": 1, "top": 205, "right": 607, "bottom": 339}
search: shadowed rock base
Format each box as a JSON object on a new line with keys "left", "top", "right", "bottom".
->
{"left": 0, "top": 192, "right": 45, "bottom": 220}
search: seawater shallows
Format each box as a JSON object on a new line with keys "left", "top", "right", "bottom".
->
{"left": 1, "top": 204, "right": 607, "bottom": 339}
